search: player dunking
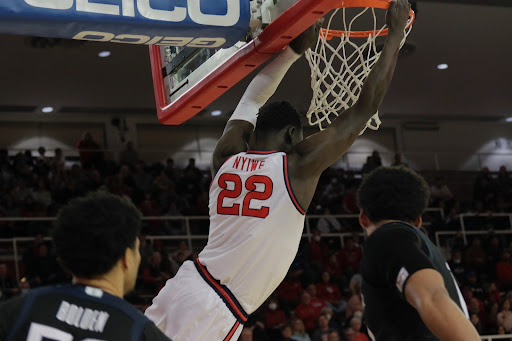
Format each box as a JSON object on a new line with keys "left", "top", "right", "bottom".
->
{"left": 358, "top": 167, "right": 480, "bottom": 341}
{"left": 145, "top": 1, "right": 411, "bottom": 340}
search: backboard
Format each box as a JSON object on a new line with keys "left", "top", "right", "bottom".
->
{"left": 151, "top": 0, "right": 340, "bottom": 125}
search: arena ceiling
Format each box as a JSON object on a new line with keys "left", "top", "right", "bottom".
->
{"left": 0, "top": 0, "right": 510, "bottom": 126}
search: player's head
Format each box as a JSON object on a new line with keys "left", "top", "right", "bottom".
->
{"left": 254, "top": 101, "right": 303, "bottom": 150}
{"left": 357, "top": 166, "right": 430, "bottom": 228}
{"left": 53, "top": 192, "right": 142, "bottom": 294}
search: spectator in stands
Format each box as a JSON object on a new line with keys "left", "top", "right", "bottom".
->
{"left": 306, "top": 284, "right": 327, "bottom": 314}
{"left": 448, "top": 250, "right": 467, "bottom": 282}
{"left": 172, "top": 240, "right": 192, "bottom": 261}
{"left": 497, "top": 250, "right": 512, "bottom": 291}
{"left": 497, "top": 166, "right": 512, "bottom": 204}
{"left": 328, "top": 330, "right": 340, "bottom": 341}
{"left": 141, "top": 251, "right": 170, "bottom": 292}
{"left": 277, "top": 324, "right": 295, "bottom": 341}
{"left": 264, "top": 298, "right": 287, "bottom": 339}
{"left": 470, "top": 314, "right": 484, "bottom": 334}
{"left": 308, "top": 230, "right": 330, "bottom": 279}
{"left": 316, "top": 271, "right": 345, "bottom": 315}
{"left": 345, "top": 275, "right": 363, "bottom": 319}
{"left": 465, "top": 237, "right": 487, "bottom": 273}
{"left": 361, "top": 156, "right": 376, "bottom": 175}
{"left": 466, "top": 271, "right": 485, "bottom": 299}
{"left": 361, "top": 151, "right": 381, "bottom": 175}
{"left": 0, "top": 263, "right": 19, "bottom": 301}
{"left": 139, "top": 192, "right": 162, "bottom": 234}
{"left": 392, "top": 152, "right": 408, "bottom": 168}
{"left": 163, "top": 202, "right": 186, "bottom": 235}
{"left": 183, "top": 158, "right": 202, "bottom": 183}
{"left": 350, "top": 316, "right": 369, "bottom": 341}
{"left": 344, "top": 327, "right": 356, "bottom": 341}
{"left": 320, "top": 177, "right": 345, "bottom": 212}
{"left": 443, "top": 207, "right": 461, "bottom": 230}
{"left": 119, "top": 141, "right": 139, "bottom": 167}
{"left": 323, "top": 254, "right": 343, "bottom": 286}
{"left": 316, "top": 208, "right": 342, "bottom": 233}
{"left": 497, "top": 325, "right": 512, "bottom": 341}
{"left": 139, "top": 235, "right": 154, "bottom": 265}
{"left": 473, "top": 168, "right": 498, "bottom": 211}
{"left": 164, "top": 158, "right": 178, "bottom": 183}
{"left": 132, "top": 162, "right": 153, "bottom": 194}
{"left": 487, "top": 282, "right": 501, "bottom": 306}
{"left": 430, "top": 176, "right": 454, "bottom": 208}
{"left": 50, "top": 148, "right": 64, "bottom": 171}
{"left": 32, "top": 178, "right": 52, "bottom": 210}
{"left": 311, "top": 314, "right": 331, "bottom": 341}
{"left": 278, "top": 271, "right": 304, "bottom": 310}
{"left": 76, "top": 132, "right": 102, "bottom": 169}
{"left": 291, "top": 318, "right": 311, "bottom": 341}
{"left": 13, "top": 180, "right": 32, "bottom": 205}
{"left": 497, "top": 299, "right": 512, "bottom": 333}
{"left": 341, "top": 182, "right": 359, "bottom": 214}
{"left": 338, "top": 237, "right": 362, "bottom": 277}
{"left": 295, "top": 292, "right": 321, "bottom": 333}
{"left": 26, "top": 242, "right": 59, "bottom": 287}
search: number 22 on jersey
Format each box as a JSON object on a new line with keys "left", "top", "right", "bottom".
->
{"left": 217, "top": 173, "right": 273, "bottom": 218}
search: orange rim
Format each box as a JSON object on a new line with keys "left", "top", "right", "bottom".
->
{"left": 320, "top": 0, "right": 415, "bottom": 39}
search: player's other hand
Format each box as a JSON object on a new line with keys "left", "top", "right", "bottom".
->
{"left": 289, "top": 19, "right": 323, "bottom": 55}
{"left": 386, "top": 0, "right": 411, "bottom": 34}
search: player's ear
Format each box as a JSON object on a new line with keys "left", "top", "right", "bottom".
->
{"left": 359, "top": 210, "right": 371, "bottom": 229}
{"left": 413, "top": 216, "right": 422, "bottom": 228}
{"left": 285, "top": 125, "right": 295, "bottom": 145}
{"left": 121, "top": 248, "right": 130, "bottom": 270}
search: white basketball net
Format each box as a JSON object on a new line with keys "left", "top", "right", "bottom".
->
{"left": 305, "top": 7, "right": 412, "bottom": 134}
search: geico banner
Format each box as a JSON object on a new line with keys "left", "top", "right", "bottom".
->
{"left": 0, "top": 0, "right": 250, "bottom": 48}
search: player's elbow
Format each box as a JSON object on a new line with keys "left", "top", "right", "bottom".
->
{"left": 415, "top": 287, "right": 449, "bottom": 315}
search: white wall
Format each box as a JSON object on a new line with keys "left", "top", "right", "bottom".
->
{"left": 0, "top": 112, "right": 510, "bottom": 171}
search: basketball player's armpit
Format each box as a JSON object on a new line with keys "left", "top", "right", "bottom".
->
{"left": 212, "top": 120, "right": 253, "bottom": 173}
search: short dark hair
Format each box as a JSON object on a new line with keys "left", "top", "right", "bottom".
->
{"left": 357, "top": 166, "right": 430, "bottom": 223}
{"left": 255, "top": 101, "right": 302, "bottom": 135}
{"left": 52, "top": 192, "right": 142, "bottom": 278}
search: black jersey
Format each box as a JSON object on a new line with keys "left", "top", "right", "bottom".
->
{"left": 0, "top": 285, "right": 171, "bottom": 341}
{"left": 361, "top": 222, "right": 468, "bottom": 341}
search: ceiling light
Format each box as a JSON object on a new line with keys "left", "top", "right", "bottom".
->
{"left": 98, "top": 51, "right": 111, "bottom": 58}
{"left": 437, "top": 63, "right": 448, "bottom": 70}
{"left": 41, "top": 106, "right": 54, "bottom": 113}
{"left": 211, "top": 110, "right": 222, "bottom": 117}
{"left": 506, "top": 117, "right": 512, "bottom": 123}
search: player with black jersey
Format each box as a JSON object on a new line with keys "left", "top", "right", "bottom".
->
{"left": 357, "top": 167, "right": 480, "bottom": 341}
{"left": 0, "top": 192, "right": 171, "bottom": 341}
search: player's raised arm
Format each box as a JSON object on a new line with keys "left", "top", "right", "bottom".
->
{"left": 293, "top": 0, "right": 411, "bottom": 177}
{"left": 404, "top": 269, "right": 481, "bottom": 341}
{"left": 211, "top": 23, "right": 320, "bottom": 175}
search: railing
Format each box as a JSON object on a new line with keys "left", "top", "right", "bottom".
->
{"left": 0, "top": 209, "right": 443, "bottom": 281}
{"left": 458, "top": 213, "right": 512, "bottom": 244}
{"left": 481, "top": 335, "right": 512, "bottom": 341}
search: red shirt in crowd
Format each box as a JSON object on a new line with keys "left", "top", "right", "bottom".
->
{"left": 496, "top": 260, "right": 512, "bottom": 287}
{"left": 316, "top": 282, "right": 342, "bottom": 303}
{"left": 277, "top": 277, "right": 303, "bottom": 304}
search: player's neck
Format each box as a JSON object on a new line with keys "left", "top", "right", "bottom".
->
{"left": 72, "top": 276, "right": 124, "bottom": 298}
{"left": 369, "top": 219, "right": 422, "bottom": 236}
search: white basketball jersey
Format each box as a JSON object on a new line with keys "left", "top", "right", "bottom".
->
{"left": 198, "top": 150, "right": 306, "bottom": 314}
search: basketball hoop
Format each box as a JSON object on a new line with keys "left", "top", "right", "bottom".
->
{"left": 305, "top": 0, "right": 415, "bottom": 134}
